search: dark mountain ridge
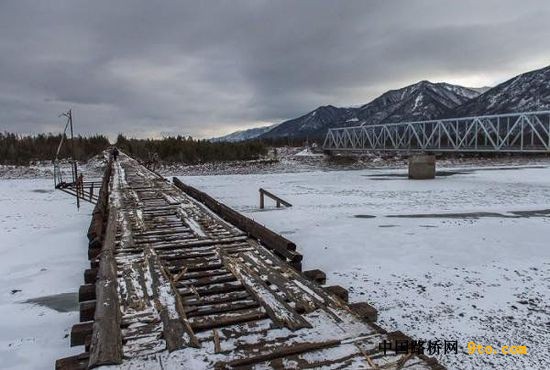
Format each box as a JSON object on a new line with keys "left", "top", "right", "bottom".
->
{"left": 450, "top": 65, "right": 550, "bottom": 117}
{"left": 214, "top": 64, "right": 550, "bottom": 142}
{"left": 258, "top": 80, "right": 481, "bottom": 140}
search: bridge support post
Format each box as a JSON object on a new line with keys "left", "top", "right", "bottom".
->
{"left": 408, "top": 155, "right": 435, "bottom": 179}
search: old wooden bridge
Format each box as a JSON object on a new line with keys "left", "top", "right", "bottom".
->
{"left": 57, "top": 152, "right": 445, "bottom": 370}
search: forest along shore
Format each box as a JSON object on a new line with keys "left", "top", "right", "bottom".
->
{"left": 2, "top": 147, "right": 550, "bottom": 179}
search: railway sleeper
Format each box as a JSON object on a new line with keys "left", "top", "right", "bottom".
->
{"left": 185, "top": 299, "right": 259, "bottom": 318}
{"left": 55, "top": 352, "right": 89, "bottom": 370}
{"left": 176, "top": 273, "right": 236, "bottom": 288}
{"left": 189, "top": 307, "right": 268, "bottom": 332}
{"left": 70, "top": 321, "right": 93, "bottom": 347}
{"left": 179, "top": 281, "right": 244, "bottom": 297}
{"left": 184, "top": 290, "right": 251, "bottom": 307}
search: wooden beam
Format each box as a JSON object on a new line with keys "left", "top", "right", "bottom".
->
{"left": 173, "top": 178, "right": 301, "bottom": 262}
{"left": 79, "top": 300, "right": 96, "bottom": 322}
{"left": 349, "top": 302, "right": 378, "bottom": 322}
{"left": 88, "top": 207, "right": 123, "bottom": 368}
{"left": 55, "top": 352, "right": 89, "bottom": 370}
{"left": 324, "top": 285, "right": 349, "bottom": 303}
{"left": 78, "top": 284, "right": 95, "bottom": 302}
{"left": 71, "top": 322, "right": 92, "bottom": 347}
{"left": 303, "top": 269, "right": 327, "bottom": 284}
{"left": 83, "top": 268, "right": 97, "bottom": 284}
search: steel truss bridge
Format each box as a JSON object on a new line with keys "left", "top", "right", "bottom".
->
{"left": 323, "top": 111, "right": 550, "bottom": 153}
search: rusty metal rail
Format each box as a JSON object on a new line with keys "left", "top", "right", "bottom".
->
{"left": 56, "top": 151, "right": 445, "bottom": 370}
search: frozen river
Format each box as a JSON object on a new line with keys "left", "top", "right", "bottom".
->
{"left": 0, "top": 180, "right": 92, "bottom": 370}
{"left": 0, "top": 164, "right": 548, "bottom": 370}
{"left": 182, "top": 165, "right": 550, "bottom": 370}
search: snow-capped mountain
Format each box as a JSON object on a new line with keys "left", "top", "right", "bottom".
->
{"left": 259, "top": 105, "right": 356, "bottom": 140}
{"left": 354, "top": 81, "right": 480, "bottom": 126}
{"left": 211, "top": 124, "right": 277, "bottom": 142}
{"left": 451, "top": 65, "right": 550, "bottom": 117}
{"left": 259, "top": 81, "right": 481, "bottom": 140}
{"left": 218, "top": 64, "right": 549, "bottom": 142}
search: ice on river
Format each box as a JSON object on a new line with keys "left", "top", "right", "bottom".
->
{"left": 180, "top": 164, "right": 550, "bottom": 370}
{"left": 0, "top": 164, "right": 548, "bottom": 370}
{"left": 0, "top": 179, "right": 91, "bottom": 370}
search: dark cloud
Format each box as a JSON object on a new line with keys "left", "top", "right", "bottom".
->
{"left": 0, "top": 0, "right": 549, "bottom": 138}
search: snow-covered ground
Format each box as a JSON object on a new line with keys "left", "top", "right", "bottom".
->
{"left": 0, "top": 180, "right": 91, "bottom": 370}
{"left": 1, "top": 160, "right": 548, "bottom": 370}
{"left": 180, "top": 164, "right": 550, "bottom": 370}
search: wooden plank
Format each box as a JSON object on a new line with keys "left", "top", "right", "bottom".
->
{"left": 253, "top": 246, "right": 347, "bottom": 311}
{"left": 212, "top": 329, "right": 221, "bottom": 353}
{"left": 217, "top": 339, "right": 341, "bottom": 368}
{"left": 220, "top": 252, "right": 311, "bottom": 331}
{"left": 88, "top": 208, "right": 123, "bottom": 368}
{"left": 119, "top": 261, "right": 149, "bottom": 313}
{"left": 185, "top": 290, "right": 250, "bottom": 306}
{"left": 143, "top": 246, "right": 200, "bottom": 350}
{"left": 240, "top": 252, "right": 318, "bottom": 313}
{"left": 189, "top": 307, "right": 268, "bottom": 331}
{"left": 176, "top": 273, "right": 236, "bottom": 288}
{"left": 186, "top": 299, "right": 259, "bottom": 318}
{"left": 178, "top": 280, "right": 244, "bottom": 297}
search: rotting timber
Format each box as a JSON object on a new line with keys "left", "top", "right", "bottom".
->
{"left": 57, "top": 152, "right": 445, "bottom": 370}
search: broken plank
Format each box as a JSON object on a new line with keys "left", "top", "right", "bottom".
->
{"left": 143, "top": 246, "right": 200, "bottom": 350}
{"left": 220, "top": 251, "right": 311, "bottom": 331}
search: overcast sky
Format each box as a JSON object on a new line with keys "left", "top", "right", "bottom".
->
{"left": 1, "top": 1, "right": 549, "bottom": 139}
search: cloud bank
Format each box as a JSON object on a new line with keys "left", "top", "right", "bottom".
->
{"left": 1, "top": 0, "right": 549, "bottom": 139}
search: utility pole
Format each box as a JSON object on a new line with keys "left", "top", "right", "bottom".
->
{"left": 60, "top": 109, "right": 77, "bottom": 181}
{"left": 60, "top": 109, "right": 79, "bottom": 208}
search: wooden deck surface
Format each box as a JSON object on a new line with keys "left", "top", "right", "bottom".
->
{"left": 57, "top": 153, "right": 445, "bottom": 370}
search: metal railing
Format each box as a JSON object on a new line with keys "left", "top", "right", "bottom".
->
{"left": 323, "top": 111, "right": 550, "bottom": 153}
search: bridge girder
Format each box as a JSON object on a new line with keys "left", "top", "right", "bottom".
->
{"left": 323, "top": 111, "right": 550, "bottom": 153}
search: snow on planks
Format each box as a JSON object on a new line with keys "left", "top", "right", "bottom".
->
{"left": 57, "top": 152, "right": 445, "bottom": 370}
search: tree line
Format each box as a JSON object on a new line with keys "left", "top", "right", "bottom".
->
{"left": 0, "top": 132, "right": 110, "bottom": 165}
{"left": 0, "top": 132, "right": 269, "bottom": 165}
{"left": 115, "top": 135, "right": 267, "bottom": 164}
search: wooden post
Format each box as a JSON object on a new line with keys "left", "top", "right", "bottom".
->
{"left": 260, "top": 190, "right": 264, "bottom": 209}
{"left": 258, "top": 188, "right": 292, "bottom": 209}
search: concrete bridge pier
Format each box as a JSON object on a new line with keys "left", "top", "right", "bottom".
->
{"left": 408, "top": 154, "right": 436, "bottom": 179}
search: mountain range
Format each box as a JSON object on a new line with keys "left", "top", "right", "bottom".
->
{"left": 213, "top": 65, "right": 550, "bottom": 142}
{"left": 210, "top": 124, "right": 276, "bottom": 143}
